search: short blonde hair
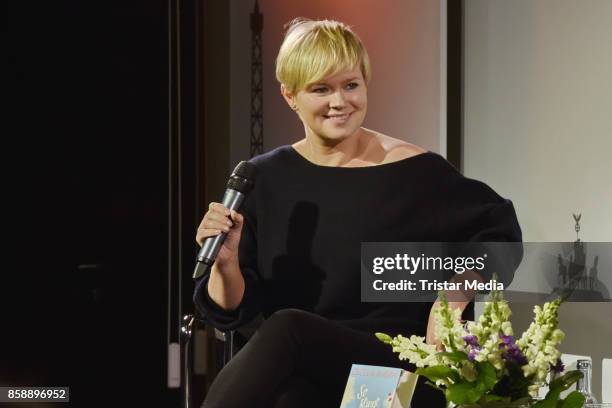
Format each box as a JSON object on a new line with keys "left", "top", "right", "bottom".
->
{"left": 275, "top": 18, "right": 371, "bottom": 94}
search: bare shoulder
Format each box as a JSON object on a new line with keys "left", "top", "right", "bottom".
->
{"left": 291, "top": 139, "right": 307, "bottom": 155}
{"left": 367, "top": 130, "right": 427, "bottom": 163}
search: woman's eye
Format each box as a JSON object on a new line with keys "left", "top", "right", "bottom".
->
{"left": 346, "top": 82, "right": 359, "bottom": 90}
{"left": 313, "top": 87, "right": 327, "bottom": 93}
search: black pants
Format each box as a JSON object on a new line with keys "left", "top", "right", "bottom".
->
{"left": 202, "top": 309, "right": 444, "bottom": 408}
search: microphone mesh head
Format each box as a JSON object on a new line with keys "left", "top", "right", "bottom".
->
{"left": 232, "top": 161, "right": 257, "bottom": 180}
{"left": 227, "top": 161, "right": 257, "bottom": 193}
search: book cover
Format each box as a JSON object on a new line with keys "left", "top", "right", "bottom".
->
{"left": 339, "top": 364, "right": 419, "bottom": 408}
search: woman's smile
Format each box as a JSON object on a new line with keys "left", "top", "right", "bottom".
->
{"left": 323, "top": 112, "right": 353, "bottom": 123}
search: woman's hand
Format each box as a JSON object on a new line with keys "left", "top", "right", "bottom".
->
{"left": 196, "top": 202, "right": 244, "bottom": 266}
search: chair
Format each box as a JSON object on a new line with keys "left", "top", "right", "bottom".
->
{"left": 181, "top": 313, "right": 258, "bottom": 408}
{"left": 181, "top": 314, "right": 235, "bottom": 408}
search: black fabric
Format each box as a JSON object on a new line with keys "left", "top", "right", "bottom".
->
{"left": 193, "top": 146, "right": 522, "bottom": 407}
{"left": 202, "top": 309, "right": 444, "bottom": 408}
{"left": 194, "top": 146, "right": 522, "bottom": 332}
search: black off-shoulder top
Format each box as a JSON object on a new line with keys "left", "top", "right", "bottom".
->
{"left": 193, "top": 146, "right": 522, "bottom": 335}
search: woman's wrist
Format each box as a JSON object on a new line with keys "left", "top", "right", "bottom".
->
{"left": 208, "top": 262, "right": 245, "bottom": 311}
{"left": 215, "top": 255, "right": 240, "bottom": 269}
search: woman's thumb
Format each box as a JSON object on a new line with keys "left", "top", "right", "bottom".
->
{"left": 230, "top": 210, "right": 243, "bottom": 226}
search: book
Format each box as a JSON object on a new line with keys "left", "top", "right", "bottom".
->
{"left": 339, "top": 364, "right": 419, "bottom": 408}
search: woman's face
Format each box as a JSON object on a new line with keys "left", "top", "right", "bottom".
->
{"left": 283, "top": 66, "right": 367, "bottom": 143}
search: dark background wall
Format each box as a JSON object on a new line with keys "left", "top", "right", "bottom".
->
{"left": 5, "top": 1, "right": 189, "bottom": 406}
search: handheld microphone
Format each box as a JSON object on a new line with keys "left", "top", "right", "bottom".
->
{"left": 192, "top": 161, "right": 257, "bottom": 280}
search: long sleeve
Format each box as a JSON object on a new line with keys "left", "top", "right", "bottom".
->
{"left": 443, "top": 173, "right": 524, "bottom": 287}
{"left": 468, "top": 198, "right": 522, "bottom": 243}
{"left": 475, "top": 198, "right": 523, "bottom": 287}
{"left": 192, "top": 189, "right": 263, "bottom": 331}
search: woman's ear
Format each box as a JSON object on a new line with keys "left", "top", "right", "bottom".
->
{"left": 280, "top": 84, "right": 297, "bottom": 111}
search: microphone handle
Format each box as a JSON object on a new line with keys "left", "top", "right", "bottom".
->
{"left": 193, "top": 188, "right": 246, "bottom": 279}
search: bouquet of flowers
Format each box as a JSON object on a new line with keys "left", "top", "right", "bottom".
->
{"left": 376, "top": 290, "right": 584, "bottom": 408}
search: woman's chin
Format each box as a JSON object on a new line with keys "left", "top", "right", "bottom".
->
{"left": 319, "top": 126, "right": 361, "bottom": 141}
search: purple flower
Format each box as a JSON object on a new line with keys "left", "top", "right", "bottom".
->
{"left": 502, "top": 346, "right": 528, "bottom": 365}
{"left": 464, "top": 335, "right": 482, "bottom": 362}
{"left": 463, "top": 335, "right": 480, "bottom": 348}
{"left": 498, "top": 333, "right": 528, "bottom": 365}
{"left": 468, "top": 347, "right": 480, "bottom": 362}
{"left": 550, "top": 358, "right": 565, "bottom": 374}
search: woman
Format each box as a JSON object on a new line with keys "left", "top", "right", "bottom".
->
{"left": 194, "top": 18, "right": 521, "bottom": 408}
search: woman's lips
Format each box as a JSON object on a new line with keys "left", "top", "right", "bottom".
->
{"left": 323, "top": 112, "right": 352, "bottom": 123}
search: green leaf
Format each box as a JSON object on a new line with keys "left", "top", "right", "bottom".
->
{"left": 549, "top": 370, "right": 583, "bottom": 392}
{"left": 533, "top": 370, "right": 585, "bottom": 408}
{"left": 375, "top": 332, "right": 392, "bottom": 344}
{"left": 443, "top": 360, "right": 499, "bottom": 405}
{"left": 507, "top": 397, "right": 533, "bottom": 407}
{"left": 533, "top": 388, "right": 561, "bottom": 408}
{"left": 446, "top": 381, "right": 484, "bottom": 405}
{"left": 479, "top": 394, "right": 507, "bottom": 403}
{"left": 472, "top": 396, "right": 527, "bottom": 408}
{"left": 559, "top": 391, "right": 585, "bottom": 408}
{"left": 476, "top": 361, "right": 499, "bottom": 392}
{"left": 438, "top": 351, "right": 469, "bottom": 363}
{"left": 415, "top": 365, "right": 460, "bottom": 384}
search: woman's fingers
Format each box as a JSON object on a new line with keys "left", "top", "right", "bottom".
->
{"left": 201, "top": 204, "right": 233, "bottom": 229}
{"left": 196, "top": 228, "right": 222, "bottom": 246}
{"left": 209, "top": 201, "right": 230, "bottom": 216}
{"left": 196, "top": 203, "right": 244, "bottom": 248}
{"left": 196, "top": 202, "right": 230, "bottom": 245}
{"left": 204, "top": 213, "right": 233, "bottom": 232}
{"left": 229, "top": 210, "right": 243, "bottom": 225}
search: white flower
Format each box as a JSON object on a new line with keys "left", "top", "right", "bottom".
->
{"left": 377, "top": 289, "right": 571, "bottom": 399}
{"left": 434, "top": 295, "right": 467, "bottom": 352}
{"left": 528, "top": 384, "right": 540, "bottom": 398}
{"left": 551, "top": 329, "right": 565, "bottom": 343}
{"left": 501, "top": 321, "right": 514, "bottom": 336}
{"left": 463, "top": 290, "right": 514, "bottom": 376}
{"left": 468, "top": 294, "right": 514, "bottom": 348}
{"left": 517, "top": 299, "right": 565, "bottom": 388}
{"left": 387, "top": 334, "right": 439, "bottom": 368}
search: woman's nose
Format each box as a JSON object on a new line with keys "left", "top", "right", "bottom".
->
{"left": 329, "top": 90, "right": 347, "bottom": 109}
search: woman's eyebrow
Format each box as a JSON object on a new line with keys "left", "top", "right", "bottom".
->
{"left": 311, "top": 77, "right": 360, "bottom": 86}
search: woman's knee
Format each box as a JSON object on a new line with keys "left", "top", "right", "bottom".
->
{"left": 250, "top": 309, "right": 323, "bottom": 356}
{"left": 261, "top": 308, "right": 318, "bottom": 335}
